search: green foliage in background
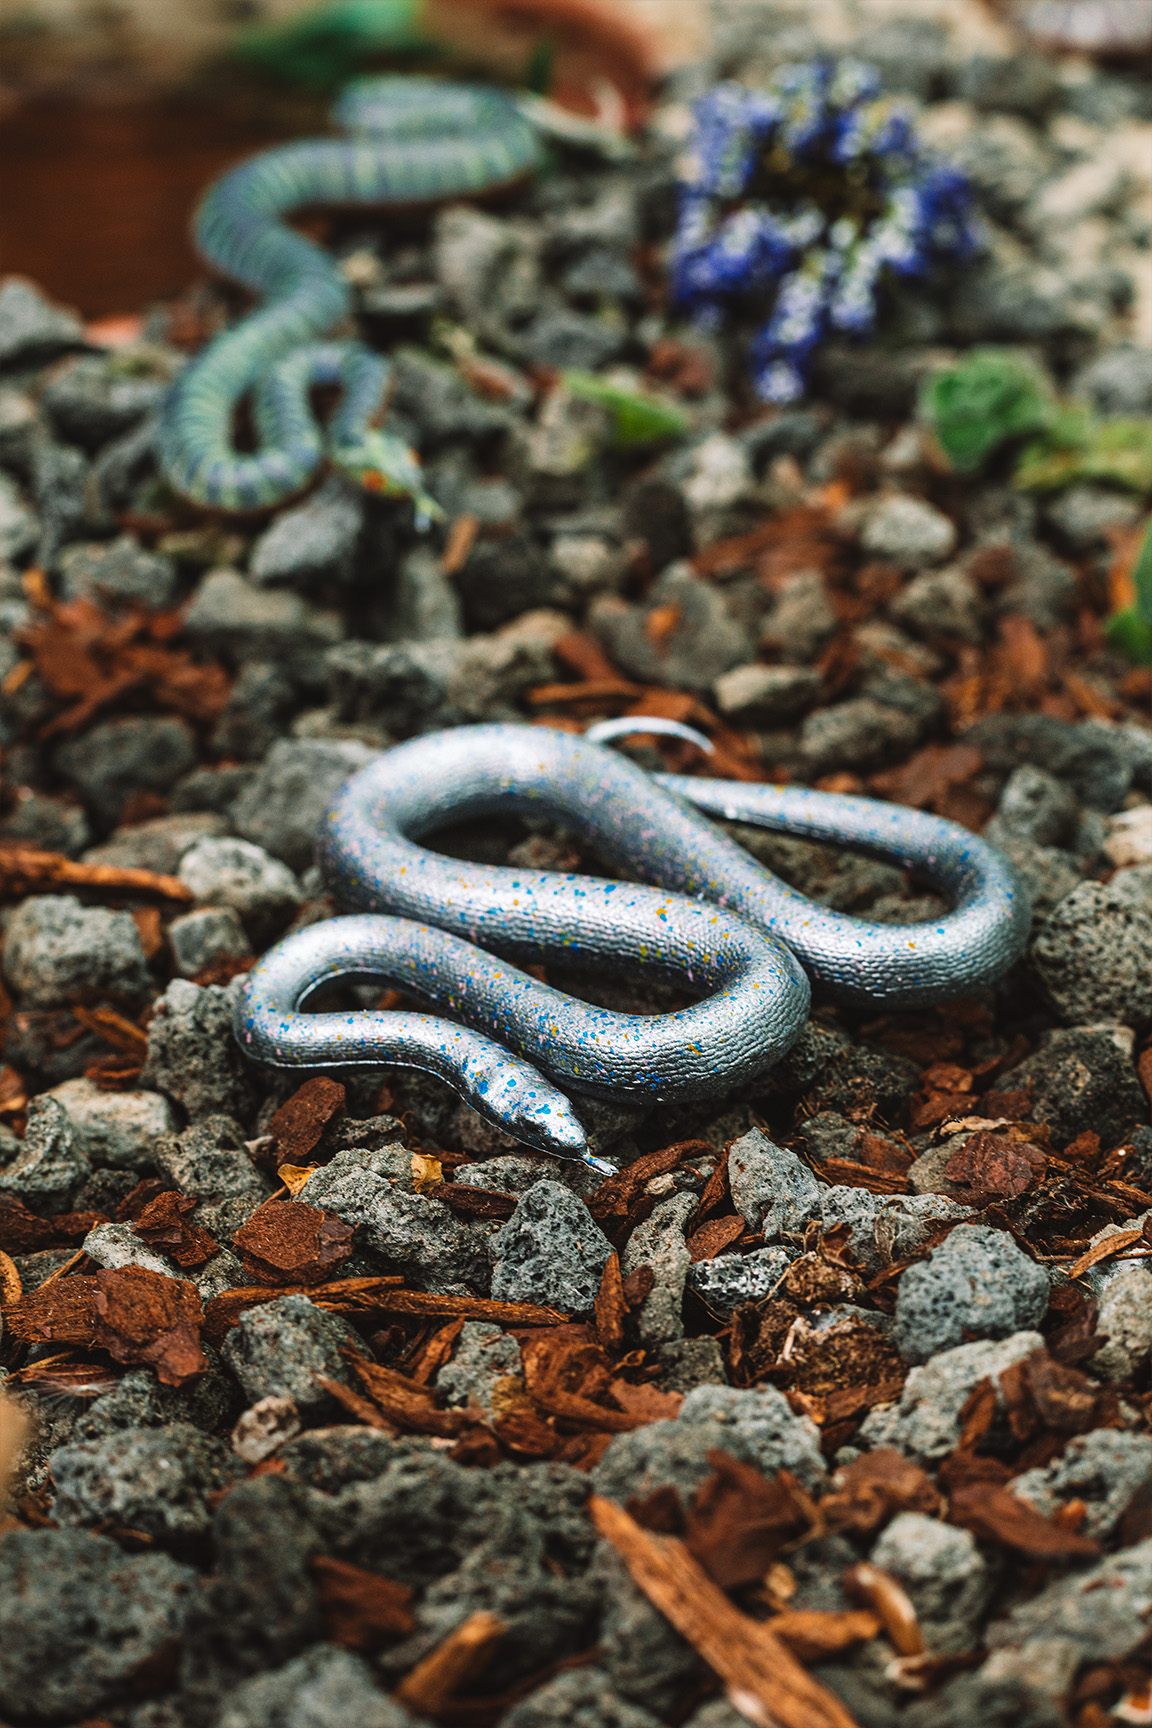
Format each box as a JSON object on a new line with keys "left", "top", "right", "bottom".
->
{"left": 1104, "top": 517, "right": 1152, "bottom": 666}
{"left": 233, "top": 0, "right": 432, "bottom": 91}
{"left": 921, "top": 347, "right": 1053, "bottom": 473}
{"left": 562, "top": 372, "right": 690, "bottom": 449}
{"left": 1013, "top": 411, "right": 1152, "bottom": 495}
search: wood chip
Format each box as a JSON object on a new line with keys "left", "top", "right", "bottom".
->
{"left": 201, "top": 1276, "right": 405, "bottom": 1343}
{"left": 686, "top": 1215, "right": 746, "bottom": 1263}
{"left": 315, "top": 1377, "right": 400, "bottom": 1433}
{"left": 266, "top": 1077, "right": 346, "bottom": 1165}
{"left": 393, "top": 1611, "right": 507, "bottom": 1716}
{"left": 1067, "top": 1226, "right": 1145, "bottom": 1280}
{"left": 0, "top": 845, "right": 191, "bottom": 904}
{"left": 844, "top": 1563, "right": 923, "bottom": 1657}
{"left": 594, "top": 1251, "right": 626, "bottom": 1352}
{"left": 312, "top": 1556, "right": 414, "bottom": 1649}
{"left": 428, "top": 1182, "right": 517, "bottom": 1222}
{"left": 684, "top": 1453, "right": 817, "bottom": 1589}
{"left": 769, "top": 1609, "right": 881, "bottom": 1664}
{"left": 234, "top": 1198, "right": 354, "bottom": 1286}
{"left": 72, "top": 1005, "right": 149, "bottom": 1058}
{"left": 589, "top": 1496, "right": 861, "bottom": 1728}
{"left": 345, "top": 1354, "right": 468, "bottom": 1438}
{"left": 822, "top": 1449, "right": 941, "bottom": 1536}
{"left": 133, "top": 1191, "right": 219, "bottom": 1268}
{"left": 949, "top": 1482, "right": 1100, "bottom": 1560}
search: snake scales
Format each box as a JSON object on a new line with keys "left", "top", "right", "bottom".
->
{"left": 235, "top": 725, "right": 1030, "bottom": 1167}
{"left": 158, "top": 77, "right": 542, "bottom": 513}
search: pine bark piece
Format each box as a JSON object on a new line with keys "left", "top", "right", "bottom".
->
{"left": 594, "top": 1251, "right": 626, "bottom": 1352}
{"left": 234, "top": 1198, "right": 354, "bottom": 1286}
{"left": 770, "top": 1609, "right": 881, "bottom": 1663}
{"left": 312, "top": 1556, "right": 414, "bottom": 1649}
{"left": 266, "top": 1077, "right": 346, "bottom": 1165}
{"left": 393, "top": 1610, "right": 507, "bottom": 1716}
{"left": 0, "top": 845, "right": 192, "bottom": 904}
{"left": 588, "top": 1495, "right": 862, "bottom": 1728}
{"left": 345, "top": 1355, "right": 468, "bottom": 1438}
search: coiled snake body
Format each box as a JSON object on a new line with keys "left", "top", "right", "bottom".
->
{"left": 235, "top": 725, "right": 1030, "bottom": 1166}
{"left": 158, "top": 79, "right": 542, "bottom": 512}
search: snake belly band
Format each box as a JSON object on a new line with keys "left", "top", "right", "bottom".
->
{"left": 234, "top": 725, "right": 1030, "bottom": 1162}
{"left": 157, "top": 79, "right": 542, "bottom": 511}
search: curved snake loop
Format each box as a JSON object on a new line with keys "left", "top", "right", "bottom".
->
{"left": 157, "top": 79, "right": 542, "bottom": 512}
{"left": 234, "top": 724, "right": 1031, "bottom": 1165}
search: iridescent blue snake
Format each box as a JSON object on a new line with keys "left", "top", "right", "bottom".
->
{"left": 158, "top": 78, "right": 545, "bottom": 513}
{"left": 235, "top": 723, "right": 1030, "bottom": 1169}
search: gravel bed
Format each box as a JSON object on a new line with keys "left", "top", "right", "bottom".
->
{"left": 1, "top": 9, "right": 1151, "bottom": 1727}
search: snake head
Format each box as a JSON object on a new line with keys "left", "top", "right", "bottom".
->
{"left": 331, "top": 430, "right": 445, "bottom": 529}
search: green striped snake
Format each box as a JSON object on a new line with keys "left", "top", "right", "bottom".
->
{"left": 158, "top": 78, "right": 543, "bottom": 514}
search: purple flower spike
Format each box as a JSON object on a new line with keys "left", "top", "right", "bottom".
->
{"left": 670, "top": 58, "right": 978, "bottom": 401}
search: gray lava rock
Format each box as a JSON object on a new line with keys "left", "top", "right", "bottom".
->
{"left": 798, "top": 697, "right": 919, "bottom": 775}
{"left": 142, "top": 979, "right": 257, "bottom": 1121}
{"left": 818, "top": 1188, "right": 972, "bottom": 1276}
{"left": 82, "top": 811, "right": 228, "bottom": 875}
{"left": 903, "top": 1673, "right": 1063, "bottom": 1728}
{"left": 727, "top": 1128, "right": 821, "bottom": 1237}
{"left": 593, "top": 1383, "right": 825, "bottom": 1500}
{"left": 455, "top": 532, "right": 572, "bottom": 632}
{"left": 0, "top": 470, "right": 38, "bottom": 562}
{"left": 809, "top": 1043, "right": 923, "bottom": 1127}
{"left": 58, "top": 534, "right": 178, "bottom": 610}
{"left": 686, "top": 1245, "right": 794, "bottom": 1316}
{"left": 53, "top": 714, "right": 197, "bottom": 826}
{"left": 0, "top": 1527, "right": 195, "bottom": 1722}
{"left": 3, "top": 892, "right": 150, "bottom": 1007}
{"left": 860, "top": 493, "right": 956, "bottom": 567}
{"left": 489, "top": 1181, "right": 612, "bottom": 1314}
{"left": 178, "top": 835, "right": 302, "bottom": 944}
{"left": 712, "top": 662, "right": 822, "bottom": 724}
{"left": 434, "top": 1321, "right": 522, "bottom": 1419}
{"left": 1030, "top": 880, "right": 1152, "bottom": 1025}
{"left": 1079, "top": 1212, "right": 1152, "bottom": 1385}
{"left": 621, "top": 1189, "right": 696, "bottom": 1345}
{"left": 1073, "top": 344, "right": 1152, "bottom": 417}
{"left": 51, "top": 1423, "right": 234, "bottom": 1542}
{"left": 45, "top": 1078, "right": 174, "bottom": 1170}
{"left": 39, "top": 351, "right": 167, "bottom": 448}
{"left": 996, "top": 1025, "right": 1146, "bottom": 1149}
{"left": 870, "top": 1512, "right": 990, "bottom": 1654}
{"left": 503, "top": 1666, "right": 661, "bottom": 1728}
{"left": 230, "top": 737, "right": 376, "bottom": 873}
{"left": 248, "top": 475, "right": 365, "bottom": 588}
{"left": 891, "top": 566, "right": 984, "bottom": 642}
{"left": 520, "top": 309, "right": 627, "bottom": 371}
{"left": 985, "top": 764, "right": 1079, "bottom": 849}
{"left": 218, "top": 1647, "right": 422, "bottom": 1728}
{"left": 655, "top": 1336, "right": 727, "bottom": 1394}
{"left": 152, "top": 1115, "right": 271, "bottom": 1213}
{"left": 0, "top": 275, "right": 84, "bottom": 366}
{"left": 389, "top": 545, "right": 464, "bottom": 641}
{"left": 966, "top": 713, "right": 1148, "bottom": 813}
{"left": 759, "top": 569, "right": 838, "bottom": 663}
{"left": 1011, "top": 1429, "right": 1152, "bottom": 1541}
{"left": 893, "top": 1224, "right": 1048, "bottom": 1363}
{"left": 220, "top": 1293, "right": 362, "bottom": 1420}
{"left": 0, "top": 787, "right": 89, "bottom": 858}
{"left": 212, "top": 661, "right": 298, "bottom": 762}
{"left": 303, "top": 1144, "right": 490, "bottom": 1290}
{"left": 0, "top": 1094, "right": 89, "bottom": 1212}
{"left": 168, "top": 905, "right": 252, "bottom": 978}
{"left": 1043, "top": 484, "right": 1142, "bottom": 550}
{"left": 593, "top": 1543, "right": 708, "bottom": 1718}
{"left": 859, "top": 1331, "right": 1044, "bottom": 1460}
{"left": 985, "top": 1537, "right": 1152, "bottom": 1674}
{"left": 183, "top": 568, "right": 343, "bottom": 668}
{"left": 592, "top": 564, "right": 751, "bottom": 693}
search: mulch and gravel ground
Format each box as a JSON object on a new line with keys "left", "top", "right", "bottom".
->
{"left": 1, "top": 7, "right": 1151, "bottom": 1727}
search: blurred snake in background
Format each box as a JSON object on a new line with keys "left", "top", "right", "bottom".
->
{"left": 235, "top": 724, "right": 1031, "bottom": 1167}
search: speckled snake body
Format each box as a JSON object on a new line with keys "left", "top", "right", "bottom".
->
{"left": 158, "top": 79, "right": 541, "bottom": 510}
{"left": 235, "top": 725, "right": 1031, "bottom": 1164}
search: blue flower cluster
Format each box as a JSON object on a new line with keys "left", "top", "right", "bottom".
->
{"left": 671, "top": 60, "right": 978, "bottom": 402}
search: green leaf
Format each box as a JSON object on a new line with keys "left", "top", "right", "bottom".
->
{"left": 1014, "top": 417, "right": 1152, "bottom": 495}
{"left": 1104, "top": 605, "right": 1152, "bottom": 665}
{"left": 1132, "top": 516, "right": 1152, "bottom": 628}
{"left": 921, "top": 347, "right": 1054, "bottom": 473}
{"left": 562, "top": 371, "right": 691, "bottom": 449}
